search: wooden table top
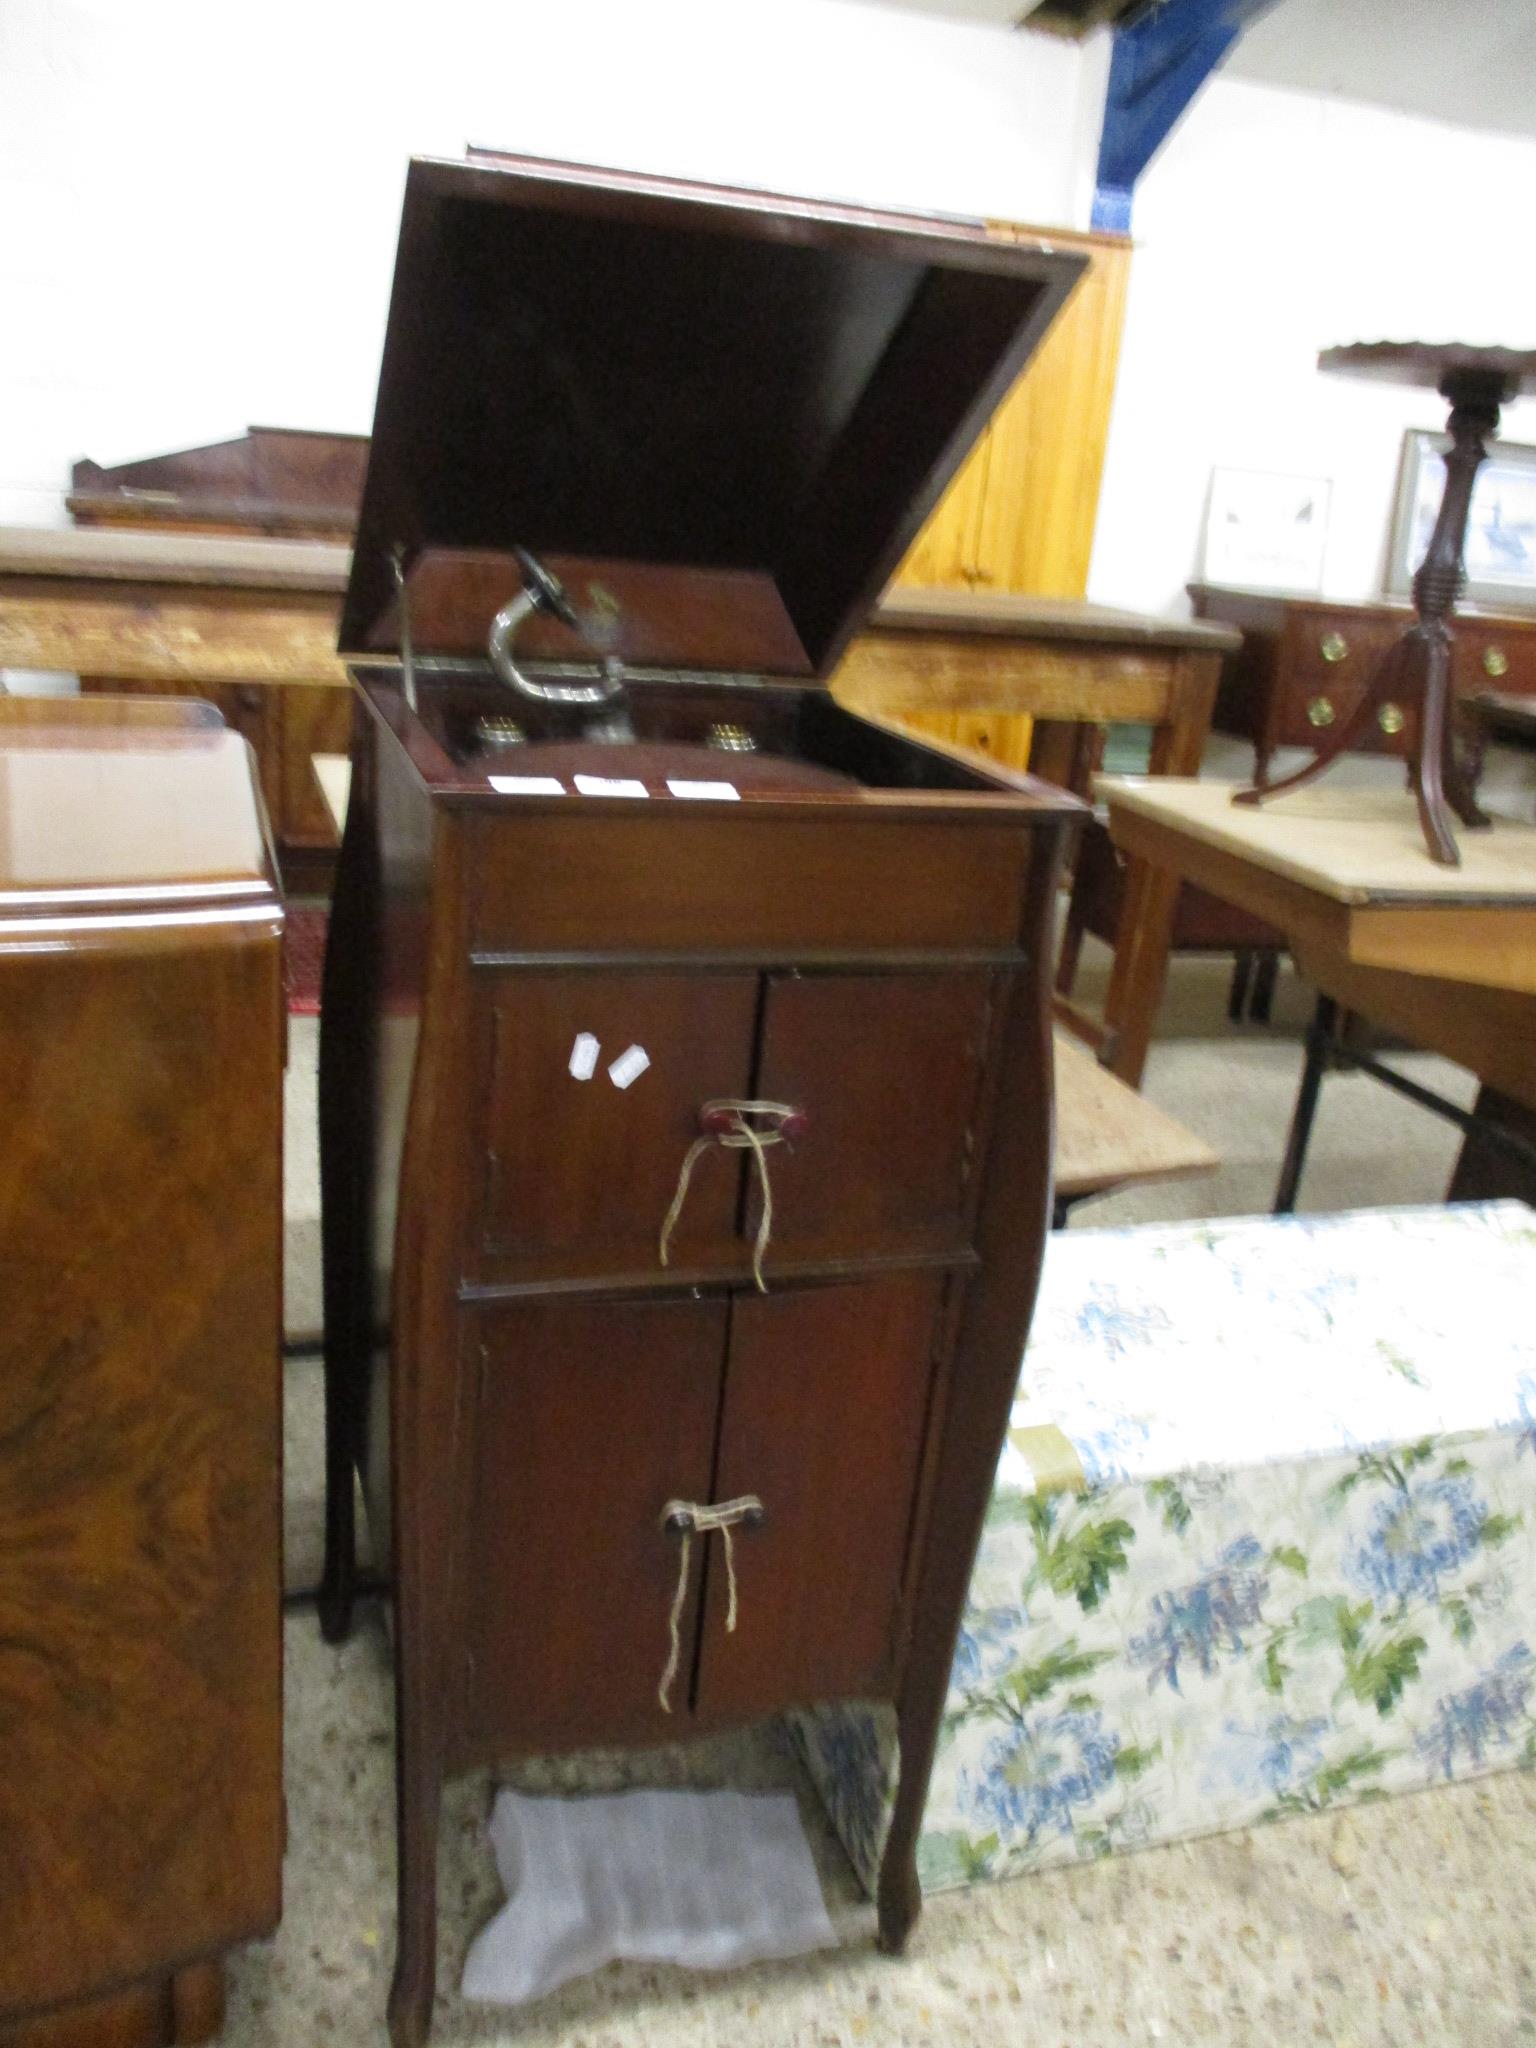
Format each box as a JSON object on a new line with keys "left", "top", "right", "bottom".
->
{"left": 0, "top": 524, "right": 352, "bottom": 592}
{"left": 873, "top": 585, "right": 1241, "bottom": 652}
{"left": 0, "top": 528, "right": 1240, "bottom": 655}
{"left": 1101, "top": 778, "right": 1536, "bottom": 906}
{"left": 1102, "top": 776, "right": 1536, "bottom": 1000}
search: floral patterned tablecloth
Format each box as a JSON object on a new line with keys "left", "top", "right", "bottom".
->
{"left": 795, "top": 1202, "right": 1536, "bottom": 1895}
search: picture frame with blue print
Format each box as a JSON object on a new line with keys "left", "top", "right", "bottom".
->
{"left": 1386, "top": 427, "right": 1536, "bottom": 613}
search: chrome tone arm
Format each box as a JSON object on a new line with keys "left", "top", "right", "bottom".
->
{"left": 487, "top": 548, "right": 625, "bottom": 709}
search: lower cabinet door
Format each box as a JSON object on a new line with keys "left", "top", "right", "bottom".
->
{"left": 694, "top": 1271, "right": 948, "bottom": 1720}
{"left": 462, "top": 1296, "right": 727, "bottom": 1757}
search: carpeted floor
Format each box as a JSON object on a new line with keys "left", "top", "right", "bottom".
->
{"left": 267, "top": 943, "right": 1533, "bottom": 2047}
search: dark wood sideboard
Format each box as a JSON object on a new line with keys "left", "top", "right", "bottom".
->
{"left": 1191, "top": 580, "right": 1536, "bottom": 781}
{"left": 0, "top": 695, "right": 284, "bottom": 2046}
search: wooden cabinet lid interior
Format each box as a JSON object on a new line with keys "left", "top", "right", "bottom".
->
{"left": 341, "top": 154, "right": 1086, "bottom": 679}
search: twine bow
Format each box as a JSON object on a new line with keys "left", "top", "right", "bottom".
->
{"left": 656, "top": 1495, "right": 764, "bottom": 1713}
{"left": 658, "top": 1100, "right": 799, "bottom": 1292}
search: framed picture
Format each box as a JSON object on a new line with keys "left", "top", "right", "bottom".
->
{"left": 1201, "top": 468, "right": 1331, "bottom": 592}
{"left": 1386, "top": 429, "right": 1536, "bottom": 612}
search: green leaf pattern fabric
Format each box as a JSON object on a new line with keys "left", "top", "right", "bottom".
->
{"left": 793, "top": 1203, "right": 1536, "bottom": 1894}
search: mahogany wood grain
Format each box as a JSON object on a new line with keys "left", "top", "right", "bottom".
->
{"left": 462, "top": 1297, "right": 727, "bottom": 1756}
{"left": 752, "top": 969, "right": 999, "bottom": 1264}
{"left": 70, "top": 426, "right": 368, "bottom": 539}
{"left": 318, "top": 670, "right": 1080, "bottom": 2046}
{"left": 698, "top": 1273, "right": 947, "bottom": 1718}
{"left": 467, "top": 810, "right": 1035, "bottom": 955}
{"left": 0, "top": 701, "right": 283, "bottom": 2039}
{"left": 474, "top": 972, "right": 758, "bottom": 1281}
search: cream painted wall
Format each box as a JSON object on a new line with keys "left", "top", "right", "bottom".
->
{"left": 1088, "top": 74, "right": 1536, "bottom": 615}
{"left": 0, "top": 0, "right": 1102, "bottom": 526}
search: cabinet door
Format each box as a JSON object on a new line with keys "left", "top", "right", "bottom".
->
{"left": 476, "top": 972, "right": 758, "bottom": 1281}
{"left": 462, "top": 1297, "right": 727, "bottom": 1756}
{"left": 695, "top": 1273, "right": 947, "bottom": 1719}
{"left": 752, "top": 969, "right": 999, "bottom": 1264}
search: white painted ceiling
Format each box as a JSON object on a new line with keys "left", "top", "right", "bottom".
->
{"left": 873, "top": 0, "right": 1536, "bottom": 142}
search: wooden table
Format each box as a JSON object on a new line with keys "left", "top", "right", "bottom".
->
{"left": 1101, "top": 779, "right": 1536, "bottom": 1146}
{"left": 2, "top": 530, "right": 1235, "bottom": 1034}
{"left": 0, "top": 526, "right": 354, "bottom": 870}
{"left": 834, "top": 589, "right": 1241, "bottom": 1082}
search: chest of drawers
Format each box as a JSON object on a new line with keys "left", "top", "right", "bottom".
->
{"left": 1190, "top": 582, "right": 1536, "bottom": 779}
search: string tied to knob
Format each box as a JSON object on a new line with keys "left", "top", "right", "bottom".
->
{"left": 657, "top": 1100, "right": 807, "bottom": 1292}
{"left": 656, "top": 1495, "right": 765, "bottom": 1714}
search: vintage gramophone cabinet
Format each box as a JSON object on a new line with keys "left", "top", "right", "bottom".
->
{"left": 317, "top": 153, "right": 1085, "bottom": 2045}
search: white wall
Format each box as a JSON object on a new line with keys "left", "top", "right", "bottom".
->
{"left": 5, "top": 1, "right": 1530, "bottom": 621}
{"left": 1089, "top": 74, "right": 1536, "bottom": 615}
{"left": 0, "top": 0, "right": 1102, "bottom": 526}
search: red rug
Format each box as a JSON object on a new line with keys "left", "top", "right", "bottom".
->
{"left": 284, "top": 904, "right": 329, "bottom": 1016}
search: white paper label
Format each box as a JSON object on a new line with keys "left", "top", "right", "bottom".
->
{"left": 568, "top": 1032, "right": 600, "bottom": 1081}
{"left": 574, "top": 774, "right": 649, "bottom": 799}
{"left": 666, "top": 779, "right": 741, "bottom": 801}
{"left": 489, "top": 775, "right": 566, "bottom": 796}
{"left": 608, "top": 1044, "right": 651, "bottom": 1090}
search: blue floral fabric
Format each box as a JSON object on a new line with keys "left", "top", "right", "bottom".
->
{"left": 793, "top": 1202, "right": 1536, "bottom": 1895}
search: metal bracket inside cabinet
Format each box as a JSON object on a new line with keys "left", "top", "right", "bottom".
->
{"left": 391, "top": 546, "right": 417, "bottom": 713}
{"left": 1092, "top": 0, "right": 1281, "bottom": 231}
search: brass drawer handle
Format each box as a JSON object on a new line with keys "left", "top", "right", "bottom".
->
{"left": 1484, "top": 646, "right": 1509, "bottom": 679}
{"left": 1378, "top": 703, "right": 1406, "bottom": 736}
{"left": 1307, "top": 695, "right": 1336, "bottom": 729}
{"left": 1319, "top": 632, "right": 1349, "bottom": 664}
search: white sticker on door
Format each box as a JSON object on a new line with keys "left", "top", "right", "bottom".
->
{"left": 568, "top": 1032, "right": 600, "bottom": 1080}
{"left": 608, "top": 1044, "right": 651, "bottom": 1090}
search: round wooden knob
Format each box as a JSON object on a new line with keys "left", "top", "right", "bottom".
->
{"left": 1320, "top": 632, "right": 1349, "bottom": 664}
{"left": 1307, "top": 695, "right": 1336, "bottom": 728}
{"left": 777, "top": 1109, "right": 809, "bottom": 1143}
{"left": 1484, "top": 646, "right": 1510, "bottom": 678}
{"left": 700, "top": 1106, "right": 739, "bottom": 1136}
{"left": 1378, "top": 703, "right": 1406, "bottom": 736}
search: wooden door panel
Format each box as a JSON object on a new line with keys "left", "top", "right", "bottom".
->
{"left": 462, "top": 1297, "right": 727, "bottom": 1756}
{"left": 476, "top": 972, "right": 758, "bottom": 1281}
{"left": 695, "top": 1273, "right": 946, "bottom": 1719}
{"left": 752, "top": 969, "right": 1000, "bottom": 1264}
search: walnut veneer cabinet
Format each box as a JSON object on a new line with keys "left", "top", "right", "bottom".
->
{"left": 0, "top": 695, "right": 283, "bottom": 2046}
{"left": 1191, "top": 580, "right": 1536, "bottom": 782}
{"left": 315, "top": 154, "right": 1085, "bottom": 2047}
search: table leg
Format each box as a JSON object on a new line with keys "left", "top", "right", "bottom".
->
{"left": 1101, "top": 853, "right": 1181, "bottom": 1087}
